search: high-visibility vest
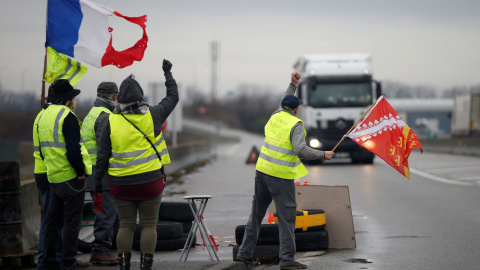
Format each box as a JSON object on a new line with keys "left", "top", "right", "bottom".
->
{"left": 37, "top": 104, "right": 92, "bottom": 183}
{"left": 108, "top": 111, "right": 170, "bottom": 178}
{"left": 33, "top": 109, "right": 47, "bottom": 174}
{"left": 82, "top": 106, "right": 112, "bottom": 165}
{"left": 256, "top": 111, "right": 309, "bottom": 180}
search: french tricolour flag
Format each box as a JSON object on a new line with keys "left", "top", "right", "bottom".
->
{"left": 46, "top": 0, "right": 148, "bottom": 68}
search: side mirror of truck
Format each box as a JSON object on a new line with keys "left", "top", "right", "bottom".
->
{"left": 375, "top": 81, "right": 382, "bottom": 98}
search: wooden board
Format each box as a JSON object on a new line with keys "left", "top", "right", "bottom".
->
{"left": 268, "top": 185, "right": 356, "bottom": 249}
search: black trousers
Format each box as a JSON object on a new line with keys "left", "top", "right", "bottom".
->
{"left": 44, "top": 178, "right": 85, "bottom": 269}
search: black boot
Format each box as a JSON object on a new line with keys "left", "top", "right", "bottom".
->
{"left": 118, "top": 253, "right": 131, "bottom": 270}
{"left": 140, "top": 252, "right": 154, "bottom": 270}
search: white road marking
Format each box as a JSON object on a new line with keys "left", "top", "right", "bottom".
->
{"left": 409, "top": 167, "right": 474, "bottom": 186}
{"left": 225, "top": 143, "right": 242, "bottom": 156}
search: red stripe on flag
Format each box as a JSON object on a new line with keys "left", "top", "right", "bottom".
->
{"left": 101, "top": 11, "right": 148, "bottom": 68}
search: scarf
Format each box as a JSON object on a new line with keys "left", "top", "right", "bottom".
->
{"left": 114, "top": 101, "right": 149, "bottom": 114}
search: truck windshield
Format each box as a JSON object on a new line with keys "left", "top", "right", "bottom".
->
{"left": 308, "top": 82, "right": 372, "bottom": 108}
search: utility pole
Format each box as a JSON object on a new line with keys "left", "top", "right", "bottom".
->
{"left": 211, "top": 41, "right": 219, "bottom": 104}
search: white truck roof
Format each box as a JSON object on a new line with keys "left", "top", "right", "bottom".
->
{"left": 293, "top": 53, "right": 372, "bottom": 77}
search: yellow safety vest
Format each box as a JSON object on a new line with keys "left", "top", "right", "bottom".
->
{"left": 82, "top": 106, "right": 112, "bottom": 165}
{"left": 108, "top": 111, "right": 170, "bottom": 178}
{"left": 37, "top": 104, "right": 92, "bottom": 183}
{"left": 33, "top": 109, "right": 47, "bottom": 174}
{"left": 256, "top": 111, "right": 309, "bottom": 179}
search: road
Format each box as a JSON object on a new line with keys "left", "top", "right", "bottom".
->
{"left": 76, "top": 120, "right": 480, "bottom": 269}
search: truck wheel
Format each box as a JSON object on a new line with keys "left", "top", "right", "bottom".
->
{"left": 362, "top": 156, "right": 374, "bottom": 164}
{"left": 301, "top": 159, "right": 323, "bottom": 165}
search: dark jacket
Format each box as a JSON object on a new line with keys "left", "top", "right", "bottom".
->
{"left": 85, "top": 98, "right": 116, "bottom": 192}
{"left": 94, "top": 72, "right": 179, "bottom": 187}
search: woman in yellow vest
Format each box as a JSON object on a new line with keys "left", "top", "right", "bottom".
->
{"left": 236, "top": 72, "right": 334, "bottom": 270}
{"left": 37, "top": 79, "right": 92, "bottom": 270}
{"left": 94, "top": 60, "right": 178, "bottom": 270}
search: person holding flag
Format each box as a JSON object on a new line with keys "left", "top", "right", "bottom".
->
{"left": 81, "top": 82, "right": 120, "bottom": 266}
{"left": 37, "top": 80, "right": 92, "bottom": 270}
{"left": 236, "top": 72, "right": 334, "bottom": 270}
{"left": 33, "top": 86, "right": 63, "bottom": 269}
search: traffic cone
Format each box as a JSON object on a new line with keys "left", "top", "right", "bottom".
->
{"left": 304, "top": 181, "right": 309, "bottom": 186}
{"left": 268, "top": 213, "right": 275, "bottom": 224}
{"left": 245, "top": 146, "right": 260, "bottom": 164}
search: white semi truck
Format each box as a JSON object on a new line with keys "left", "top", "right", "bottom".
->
{"left": 451, "top": 93, "right": 480, "bottom": 136}
{"left": 293, "top": 54, "right": 382, "bottom": 164}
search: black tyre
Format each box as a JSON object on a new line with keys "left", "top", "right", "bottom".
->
{"left": 77, "top": 239, "right": 92, "bottom": 253}
{"left": 133, "top": 221, "right": 183, "bottom": 240}
{"left": 295, "top": 230, "right": 328, "bottom": 251}
{"left": 180, "top": 221, "right": 193, "bottom": 233}
{"left": 235, "top": 224, "right": 279, "bottom": 245}
{"left": 158, "top": 202, "right": 194, "bottom": 222}
{"left": 182, "top": 233, "right": 197, "bottom": 248}
{"left": 236, "top": 225, "right": 329, "bottom": 251}
{"left": 232, "top": 245, "right": 279, "bottom": 264}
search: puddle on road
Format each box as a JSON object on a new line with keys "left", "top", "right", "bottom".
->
{"left": 348, "top": 258, "right": 373, "bottom": 264}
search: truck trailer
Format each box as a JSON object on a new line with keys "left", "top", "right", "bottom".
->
{"left": 451, "top": 93, "right": 480, "bottom": 137}
{"left": 293, "top": 53, "right": 382, "bottom": 164}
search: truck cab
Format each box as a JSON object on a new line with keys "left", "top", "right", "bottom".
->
{"left": 294, "top": 54, "right": 382, "bottom": 164}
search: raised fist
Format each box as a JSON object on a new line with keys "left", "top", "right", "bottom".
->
{"left": 162, "top": 59, "right": 172, "bottom": 73}
{"left": 291, "top": 72, "right": 301, "bottom": 86}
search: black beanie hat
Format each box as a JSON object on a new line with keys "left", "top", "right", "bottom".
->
{"left": 118, "top": 75, "right": 144, "bottom": 103}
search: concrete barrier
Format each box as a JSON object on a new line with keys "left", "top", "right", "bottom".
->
{"left": 20, "top": 179, "right": 41, "bottom": 251}
{"left": 420, "top": 137, "right": 480, "bottom": 157}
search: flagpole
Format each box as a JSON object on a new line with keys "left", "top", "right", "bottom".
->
{"left": 331, "top": 96, "right": 381, "bottom": 152}
{"left": 41, "top": 47, "right": 47, "bottom": 108}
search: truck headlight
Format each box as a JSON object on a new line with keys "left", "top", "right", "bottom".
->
{"left": 309, "top": 138, "right": 321, "bottom": 148}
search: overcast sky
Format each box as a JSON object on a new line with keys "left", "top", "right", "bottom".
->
{"left": 0, "top": 0, "right": 479, "bottom": 101}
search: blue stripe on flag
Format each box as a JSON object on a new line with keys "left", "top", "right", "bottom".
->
{"left": 46, "top": 0, "right": 83, "bottom": 57}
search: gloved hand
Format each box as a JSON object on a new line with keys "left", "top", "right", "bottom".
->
{"left": 162, "top": 59, "right": 172, "bottom": 73}
{"left": 94, "top": 181, "right": 102, "bottom": 198}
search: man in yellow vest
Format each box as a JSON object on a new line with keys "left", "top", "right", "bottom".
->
{"left": 37, "top": 79, "right": 92, "bottom": 270}
{"left": 81, "top": 82, "right": 119, "bottom": 266}
{"left": 33, "top": 86, "right": 63, "bottom": 269}
{"left": 236, "top": 72, "right": 334, "bottom": 270}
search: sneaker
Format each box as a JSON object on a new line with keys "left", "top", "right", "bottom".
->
{"left": 235, "top": 256, "right": 258, "bottom": 265}
{"left": 280, "top": 262, "right": 307, "bottom": 269}
{"left": 89, "top": 253, "right": 119, "bottom": 265}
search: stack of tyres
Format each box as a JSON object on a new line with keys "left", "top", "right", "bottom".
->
{"left": 233, "top": 209, "right": 328, "bottom": 261}
{"left": 132, "top": 202, "right": 197, "bottom": 251}
{"left": 132, "top": 221, "right": 196, "bottom": 251}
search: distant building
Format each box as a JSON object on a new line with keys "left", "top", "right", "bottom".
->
{"left": 388, "top": 98, "right": 454, "bottom": 138}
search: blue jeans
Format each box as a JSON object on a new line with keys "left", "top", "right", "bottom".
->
{"left": 37, "top": 189, "right": 63, "bottom": 268}
{"left": 89, "top": 191, "right": 118, "bottom": 256}
{"left": 238, "top": 171, "right": 297, "bottom": 266}
{"left": 44, "top": 178, "right": 85, "bottom": 270}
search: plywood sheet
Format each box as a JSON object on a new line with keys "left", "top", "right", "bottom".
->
{"left": 268, "top": 185, "right": 356, "bottom": 249}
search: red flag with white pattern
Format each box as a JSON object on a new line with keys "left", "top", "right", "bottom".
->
{"left": 347, "top": 96, "right": 422, "bottom": 179}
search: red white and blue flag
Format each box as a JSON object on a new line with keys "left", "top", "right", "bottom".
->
{"left": 46, "top": 0, "right": 148, "bottom": 68}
